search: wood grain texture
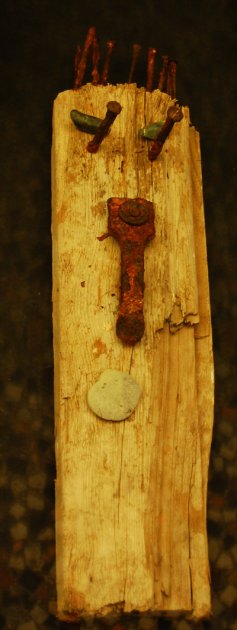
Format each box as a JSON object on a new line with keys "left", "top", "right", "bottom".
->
{"left": 52, "top": 84, "right": 214, "bottom": 620}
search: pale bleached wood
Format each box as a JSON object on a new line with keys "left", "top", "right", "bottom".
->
{"left": 187, "top": 127, "right": 214, "bottom": 618}
{"left": 52, "top": 84, "right": 214, "bottom": 620}
{"left": 190, "top": 126, "right": 214, "bottom": 495}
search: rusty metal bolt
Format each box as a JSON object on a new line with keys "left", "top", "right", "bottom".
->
{"left": 119, "top": 200, "right": 150, "bottom": 226}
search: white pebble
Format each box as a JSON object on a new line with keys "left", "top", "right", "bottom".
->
{"left": 87, "top": 369, "right": 141, "bottom": 421}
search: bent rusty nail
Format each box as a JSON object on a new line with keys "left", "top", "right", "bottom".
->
{"left": 97, "top": 232, "right": 110, "bottom": 241}
{"left": 87, "top": 101, "right": 122, "bottom": 154}
{"left": 148, "top": 104, "right": 183, "bottom": 161}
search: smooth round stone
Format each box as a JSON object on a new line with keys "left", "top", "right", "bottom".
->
{"left": 87, "top": 369, "right": 141, "bottom": 421}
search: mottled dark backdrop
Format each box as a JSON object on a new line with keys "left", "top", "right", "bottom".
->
{"left": 0, "top": 1, "right": 237, "bottom": 629}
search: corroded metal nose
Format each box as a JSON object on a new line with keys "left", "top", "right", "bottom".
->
{"left": 107, "top": 197, "right": 155, "bottom": 345}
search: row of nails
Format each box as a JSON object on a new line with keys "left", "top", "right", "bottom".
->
{"left": 71, "top": 102, "right": 183, "bottom": 160}
{"left": 74, "top": 26, "right": 177, "bottom": 98}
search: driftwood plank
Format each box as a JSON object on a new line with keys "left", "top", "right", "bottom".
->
{"left": 52, "top": 84, "right": 214, "bottom": 620}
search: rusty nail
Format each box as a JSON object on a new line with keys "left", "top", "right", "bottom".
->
{"left": 128, "top": 43, "right": 142, "bottom": 83}
{"left": 148, "top": 104, "right": 183, "bottom": 161}
{"left": 101, "top": 40, "right": 116, "bottom": 84}
{"left": 87, "top": 101, "right": 122, "bottom": 153}
{"left": 146, "top": 47, "right": 157, "bottom": 92}
{"left": 73, "top": 26, "right": 96, "bottom": 89}
{"left": 91, "top": 34, "right": 100, "bottom": 84}
{"left": 158, "top": 54, "right": 169, "bottom": 91}
{"left": 73, "top": 45, "right": 82, "bottom": 89}
{"left": 167, "top": 60, "right": 177, "bottom": 99}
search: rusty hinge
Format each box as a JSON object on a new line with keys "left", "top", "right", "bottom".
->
{"left": 106, "top": 197, "right": 155, "bottom": 345}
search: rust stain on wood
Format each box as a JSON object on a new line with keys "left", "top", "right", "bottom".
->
{"left": 57, "top": 203, "right": 68, "bottom": 224}
{"left": 92, "top": 338, "right": 108, "bottom": 357}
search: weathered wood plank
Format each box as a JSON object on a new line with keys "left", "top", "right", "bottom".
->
{"left": 52, "top": 84, "right": 213, "bottom": 620}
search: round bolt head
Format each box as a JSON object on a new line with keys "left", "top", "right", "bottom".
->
{"left": 119, "top": 200, "right": 150, "bottom": 225}
{"left": 167, "top": 105, "right": 183, "bottom": 122}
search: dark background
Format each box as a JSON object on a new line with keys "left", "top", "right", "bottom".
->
{"left": 0, "top": 1, "right": 237, "bottom": 629}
